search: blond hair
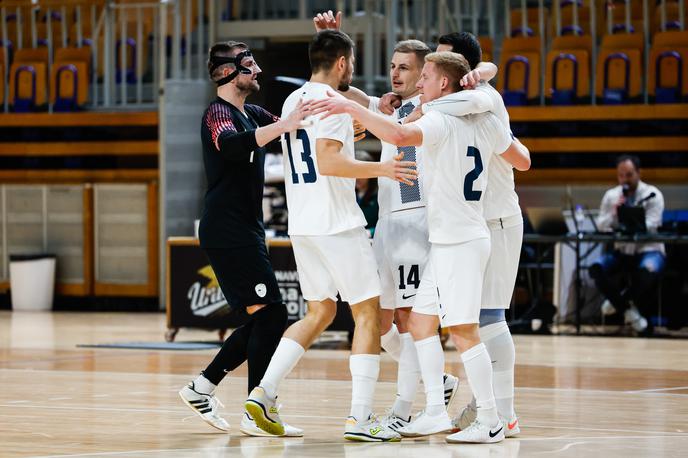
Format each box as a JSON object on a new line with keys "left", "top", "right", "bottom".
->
{"left": 424, "top": 51, "right": 471, "bottom": 92}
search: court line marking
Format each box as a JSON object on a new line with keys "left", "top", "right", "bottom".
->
{"left": 1, "top": 402, "right": 687, "bottom": 437}
{"left": 625, "top": 385, "right": 688, "bottom": 393}
{"left": 28, "top": 434, "right": 688, "bottom": 458}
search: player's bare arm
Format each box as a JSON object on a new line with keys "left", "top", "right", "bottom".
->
{"left": 254, "top": 98, "right": 312, "bottom": 147}
{"left": 316, "top": 138, "right": 417, "bottom": 185}
{"left": 311, "top": 93, "right": 423, "bottom": 147}
{"left": 500, "top": 138, "right": 531, "bottom": 171}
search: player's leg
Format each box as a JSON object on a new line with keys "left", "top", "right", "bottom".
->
{"left": 395, "top": 255, "right": 452, "bottom": 437}
{"left": 624, "top": 251, "right": 665, "bottom": 332}
{"left": 444, "top": 238, "right": 503, "bottom": 444}
{"left": 332, "top": 228, "right": 399, "bottom": 442}
{"left": 375, "top": 218, "right": 403, "bottom": 361}
{"left": 457, "top": 220, "right": 521, "bottom": 435}
{"left": 246, "top": 235, "right": 338, "bottom": 436}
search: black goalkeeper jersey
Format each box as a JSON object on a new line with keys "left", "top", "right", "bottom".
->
{"left": 198, "top": 97, "right": 279, "bottom": 248}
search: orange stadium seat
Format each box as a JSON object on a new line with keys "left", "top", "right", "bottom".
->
{"left": 596, "top": 33, "right": 644, "bottom": 104}
{"left": 551, "top": 4, "right": 591, "bottom": 36}
{"left": 510, "top": 7, "right": 546, "bottom": 37}
{"left": 498, "top": 36, "right": 542, "bottom": 105}
{"left": 545, "top": 34, "right": 592, "bottom": 104}
{"left": 51, "top": 47, "right": 91, "bottom": 110}
{"left": 478, "top": 36, "right": 493, "bottom": 63}
{"left": 649, "top": 30, "right": 688, "bottom": 102}
{"left": 653, "top": 1, "right": 688, "bottom": 33}
{"left": 9, "top": 48, "right": 49, "bottom": 111}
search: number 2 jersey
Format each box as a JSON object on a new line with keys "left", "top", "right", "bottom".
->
{"left": 280, "top": 82, "right": 367, "bottom": 236}
{"left": 414, "top": 110, "right": 512, "bottom": 245}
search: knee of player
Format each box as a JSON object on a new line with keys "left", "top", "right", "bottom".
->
{"left": 310, "top": 303, "right": 337, "bottom": 327}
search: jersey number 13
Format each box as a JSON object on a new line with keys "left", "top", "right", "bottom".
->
{"left": 285, "top": 129, "right": 317, "bottom": 184}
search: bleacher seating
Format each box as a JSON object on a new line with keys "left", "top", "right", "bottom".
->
{"left": 545, "top": 35, "right": 592, "bottom": 104}
{"left": 51, "top": 47, "right": 90, "bottom": 110}
{"left": 9, "top": 48, "right": 49, "bottom": 111}
{"left": 498, "top": 36, "right": 542, "bottom": 106}
{"left": 596, "top": 33, "right": 644, "bottom": 104}
{"left": 649, "top": 30, "right": 688, "bottom": 102}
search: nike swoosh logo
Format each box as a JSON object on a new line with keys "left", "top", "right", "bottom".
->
{"left": 489, "top": 426, "right": 503, "bottom": 438}
{"left": 402, "top": 293, "right": 416, "bottom": 300}
{"left": 508, "top": 420, "right": 518, "bottom": 430}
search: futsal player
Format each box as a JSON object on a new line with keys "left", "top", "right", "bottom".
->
{"left": 421, "top": 32, "right": 530, "bottom": 437}
{"left": 312, "top": 13, "right": 460, "bottom": 432}
{"left": 178, "top": 41, "right": 311, "bottom": 437}
{"left": 311, "top": 51, "right": 529, "bottom": 443}
{"left": 244, "top": 30, "right": 417, "bottom": 442}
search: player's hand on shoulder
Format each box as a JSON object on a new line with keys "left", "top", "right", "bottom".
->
{"left": 381, "top": 152, "right": 417, "bottom": 185}
{"left": 283, "top": 98, "right": 313, "bottom": 131}
{"left": 403, "top": 106, "right": 423, "bottom": 124}
{"left": 313, "top": 10, "right": 342, "bottom": 32}
{"left": 311, "top": 90, "right": 354, "bottom": 118}
{"left": 379, "top": 92, "right": 402, "bottom": 115}
{"left": 460, "top": 69, "right": 481, "bottom": 89}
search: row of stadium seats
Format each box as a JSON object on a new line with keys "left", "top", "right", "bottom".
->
{"left": 497, "top": 30, "right": 688, "bottom": 105}
{"left": 0, "top": 47, "right": 89, "bottom": 111}
{"left": 510, "top": 0, "right": 687, "bottom": 38}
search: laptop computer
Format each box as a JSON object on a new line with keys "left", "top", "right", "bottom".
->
{"left": 617, "top": 206, "right": 647, "bottom": 234}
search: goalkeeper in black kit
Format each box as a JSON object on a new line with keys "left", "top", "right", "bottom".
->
{"left": 178, "top": 41, "right": 311, "bottom": 437}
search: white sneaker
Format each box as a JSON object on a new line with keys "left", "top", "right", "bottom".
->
{"left": 625, "top": 305, "right": 648, "bottom": 332}
{"left": 452, "top": 398, "right": 477, "bottom": 432}
{"left": 240, "top": 411, "right": 303, "bottom": 437}
{"left": 443, "top": 373, "right": 459, "bottom": 408}
{"left": 178, "top": 382, "right": 230, "bottom": 432}
{"left": 245, "top": 386, "right": 284, "bottom": 436}
{"left": 446, "top": 419, "right": 505, "bottom": 444}
{"left": 601, "top": 299, "right": 616, "bottom": 316}
{"left": 344, "top": 415, "right": 401, "bottom": 442}
{"left": 501, "top": 414, "right": 520, "bottom": 437}
{"left": 397, "top": 410, "right": 453, "bottom": 437}
{"left": 379, "top": 409, "right": 411, "bottom": 433}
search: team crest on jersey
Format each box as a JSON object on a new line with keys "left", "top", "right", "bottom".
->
{"left": 255, "top": 283, "right": 267, "bottom": 298}
{"left": 186, "top": 265, "right": 230, "bottom": 317}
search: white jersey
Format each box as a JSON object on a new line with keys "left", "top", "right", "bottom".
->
{"left": 422, "top": 83, "right": 521, "bottom": 222}
{"left": 281, "top": 82, "right": 367, "bottom": 236}
{"left": 414, "top": 110, "right": 512, "bottom": 245}
{"left": 368, "top": 95, "right": 427, "bottom": 215}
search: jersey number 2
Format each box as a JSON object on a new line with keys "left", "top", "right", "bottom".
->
{"left": 463, "top": 146, "right": 483, "bottom": 201}
{"left": 285, "top": 129, "right": 317, "bottom": 184}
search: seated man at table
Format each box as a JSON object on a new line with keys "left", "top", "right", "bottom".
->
{"left": 589, "top": 155, "right": 665, "bottom": 333}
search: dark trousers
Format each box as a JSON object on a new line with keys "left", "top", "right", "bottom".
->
{"left": 589, "top": 250, "right": 665, "bottom": 317}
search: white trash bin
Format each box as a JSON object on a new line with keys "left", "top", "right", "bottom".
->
{"left": 9, "top": 254, "right": 57, "bottom": 311}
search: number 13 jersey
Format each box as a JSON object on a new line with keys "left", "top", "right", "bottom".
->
{"left": 281, "top": 82, "right": 367, "bottom": 236}
{"left": 414, "top": 110, "right": 512, "bottom": 245}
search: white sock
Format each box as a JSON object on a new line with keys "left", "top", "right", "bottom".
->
{"left": 349, "top": 354, "right": 380, "bottom": 421}
{"left": 380, "top": 323, "right": 402, "bottom": 361}
{"left": 414, "top": 335, "right": 445, "bottom": 416}
{"left": 461, "top": 343, "right": 499, "bottom": 426}
{"left": 193, "top": 374, "right": 216, "bottom": 395}
{"left": 480, "top": 321, "right": 516, "bottom": 419}
{"left": 259, "top": 338, "right": 305, "bottom": 399}
{"left": 392, "top": 333, "right": 421, "bottom": 419}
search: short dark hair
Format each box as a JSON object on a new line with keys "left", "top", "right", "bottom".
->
{"left": 616, "top": 154, "right": 641, "bottom": 170}
{"left": 309, "top": 30, "right": 355, "bottom": 74}
{"left": 393, "top": 39, "right": 431, "bottom": 67}
{"left": 437, "top": 32, "right": 482, "bottom": 70}
{"left": 207, "top": 41, "right": 248, "bottom": 81}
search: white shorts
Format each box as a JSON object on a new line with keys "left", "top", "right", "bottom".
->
{"left": 482, "top": 215, "right": 524, "bottom": 309}
{"left": 413, "top": 238, "right": 490, "bottom": 327}
{"left": 373, "top": 208, "right": 431, "bottom": 310}
{"left": 291, "top": 226, "right": 381, "bottom": 305}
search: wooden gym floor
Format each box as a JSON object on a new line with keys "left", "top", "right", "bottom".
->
{"left": 1, "top": 311, "right": 687, "bottom": 457}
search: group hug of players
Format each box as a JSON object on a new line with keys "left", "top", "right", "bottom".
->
{"left": 178, "top": 10, "right": 531, "bottom": 444}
